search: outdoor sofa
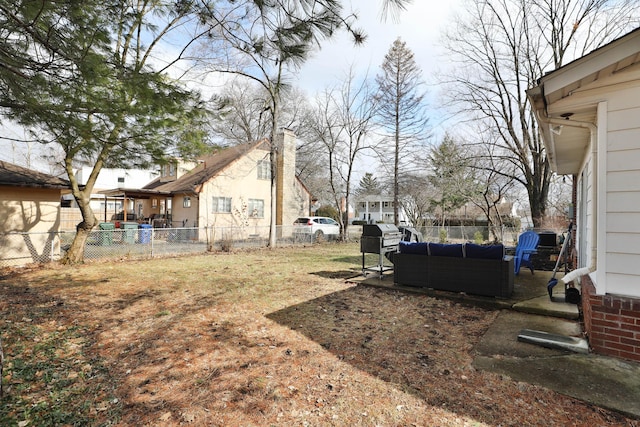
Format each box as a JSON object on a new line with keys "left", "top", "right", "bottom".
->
{"left": 393, "top": 241, "right": 514, "bottom": 298}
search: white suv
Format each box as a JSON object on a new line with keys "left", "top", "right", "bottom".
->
{"left": 293, "top": 216, "right": 340, "bottom": 241}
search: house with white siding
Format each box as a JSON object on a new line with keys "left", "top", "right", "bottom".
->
{"left": 354, "top": 195, "right": 410, "bottom": 225}
{"left": 528, "top": 28, "right": 640, "bottom": 363}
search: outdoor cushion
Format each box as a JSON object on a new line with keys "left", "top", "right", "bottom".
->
{"left": 428, "top": 243, "right": 464, "bottom": 257}
{"left": 399, "top": 241, "right": 428, "bottom": 254}
{"left": 465, "top": 243, "right": 504, "bottom": 260}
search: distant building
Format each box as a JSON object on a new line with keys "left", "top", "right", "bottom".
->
{"left": 99, "top": 129, "right": 310, "bottom": 237}
{"left": 353, "top": 195, "right": 409, "bottom": 224}
{"left": 62, "top": 167, "right": 159, "bottom": 225}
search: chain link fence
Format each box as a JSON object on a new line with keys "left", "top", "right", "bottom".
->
{"left": 1, "top": 224, "right": 554, "bottom": 268}
{"left": 415, "top": 225, "right": 523, "bottom": 247}
{"left": 0, "top": 225, "right": 359, "bottom": 268}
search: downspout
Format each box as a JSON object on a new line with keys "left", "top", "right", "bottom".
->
{"left": 536, "top": 111, "right": 598, "bottom": 278}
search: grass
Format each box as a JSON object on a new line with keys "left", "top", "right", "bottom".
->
{"left": 0, "top": 243, "right": 636, "bottom": 426}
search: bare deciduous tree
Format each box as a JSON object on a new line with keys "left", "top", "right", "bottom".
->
{"left": 441, "top": 0, "right": 640, "bottom": 227}
{"left": 208, "top": 80, "right": 272, "bottom": 145}
{"left": 399, "top": 172, "right": 433, "bottom": 227}
{"left": 466, "top": 135, "right": 519, "bottom": 241}
{"left": 307, "top": 68, "right": 378, "bottom": 239}
{"left": 208, "top": 80, "right": 314, "bottom": 150}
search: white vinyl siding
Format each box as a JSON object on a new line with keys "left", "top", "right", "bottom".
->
{"left": 604, "top": 91, "right": 640, "bottom": 296}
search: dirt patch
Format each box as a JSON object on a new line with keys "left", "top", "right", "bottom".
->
{"left": 1, "top": 244, "right": 637, "bottom": 426}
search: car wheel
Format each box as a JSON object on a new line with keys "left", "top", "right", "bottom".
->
{"left": 314, "top": 230, "right": 324, "bottom": 242}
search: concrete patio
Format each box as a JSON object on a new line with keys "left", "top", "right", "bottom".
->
{"left": 349, "top": 268, "right": 640, "bottom": 419}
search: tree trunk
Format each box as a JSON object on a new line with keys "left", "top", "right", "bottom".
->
{"left": 61, "top": 225, "right": 93, "bottom": 264}
{"left": 0, "top": 331, "right": 4, "bottom": 397}
{"left": 268, "top": 99, "right": 280, "bottom": 248}
{"left": 61, "top": 191, "right": 98, "bottom": 264}
{"left": 529, "top": 178, "right": 549, "bottom": 229}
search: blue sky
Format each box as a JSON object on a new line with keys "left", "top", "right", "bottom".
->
{"left": 296, "top": 0, "right": 461, "bottom": 141}
{"left": 298, "top": 0, "right": 459, "bottom": 94}
{"left": 1, "top": 0, "right": 460, "bottom": 171}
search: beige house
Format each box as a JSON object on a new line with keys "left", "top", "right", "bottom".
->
{"left": 0, "top": 161, "right": 70, "bottom": 266}
{"left": 528, "top": 28, "right": 640, "bottom": 363}
{"left": 102, "top": 129, "right": 310, "bottom": 238}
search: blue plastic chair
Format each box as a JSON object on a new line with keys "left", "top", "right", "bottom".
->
{"left": 513, "top": 231, "right": 539, "bottom": 275}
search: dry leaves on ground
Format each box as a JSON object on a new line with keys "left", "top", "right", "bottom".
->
{"left": 0, "top": 244, "right": 637, "bottom": 426}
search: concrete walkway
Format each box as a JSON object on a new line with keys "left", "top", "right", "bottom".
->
{"left": 351, "top": 269, "right": 640, "bottom": 419}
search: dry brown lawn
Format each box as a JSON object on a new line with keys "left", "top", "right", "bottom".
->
{"left": 0, "top": 243, "right": 636, "bottom": 426}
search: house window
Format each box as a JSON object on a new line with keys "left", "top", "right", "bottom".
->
{"left": 169, "top": 163, "right": 176, "bottom": 176}
{"left": 183, "top": 197, "right": 191, "bottom": 208}
{"left": 248, "top": 199, "right": 264, "bottom": 217}
{"left": 361, "top": 203, "right": 366, "bottom": 208}
{"left": 152, "top": 198, "right": 158, "bottom": 208}
{"left": 212, "top": 196, "right": 232, "bottom": 213}
{"left": 257, "top": 159, "right": 271, "bottom": 180}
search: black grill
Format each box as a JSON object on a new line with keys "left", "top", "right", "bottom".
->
{"left": 360, "top": 224, "right": 402, "bottom": 277}
{"left": 361, "top": 224, "right": 402, "bottom": 253}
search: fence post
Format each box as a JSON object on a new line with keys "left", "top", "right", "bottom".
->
{"left": 0, "top": 333, "right": 4, "bottom": 397}
{"left": 50, "top": 232, "right": 55, "bottom": 262}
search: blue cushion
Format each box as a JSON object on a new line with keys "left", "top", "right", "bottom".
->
{"left": 399, "top": 241, "right": 428, "bottom": 254}
{"left": 465, "top": 243, "right": 504, "bottom": 260}
{"left": 428, "top": 243, "right": 463, "bottom": 257}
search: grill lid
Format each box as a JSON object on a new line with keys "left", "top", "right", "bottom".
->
{"left": 362, "top": 223, "right": 400, "bottom": 236}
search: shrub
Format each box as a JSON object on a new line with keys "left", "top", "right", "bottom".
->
{"left": 315, "top": 205, "right": 339, "bottom": 221}
{"left": 439, "top": 228, "right": 447, "bottom": 243}
{"left": 220, "top": 230, "right": 234, "bottom": 252}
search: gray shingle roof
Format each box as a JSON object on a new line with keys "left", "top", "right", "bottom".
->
{"left": 0, "top": 161, "right": 70, "bottom": 189}
{"left": 144, "top": 139, "right": 269, "bottom": 194}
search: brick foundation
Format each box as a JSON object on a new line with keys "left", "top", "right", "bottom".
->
{"left": 581, "top": 275, "right": 640, "bottom": 363}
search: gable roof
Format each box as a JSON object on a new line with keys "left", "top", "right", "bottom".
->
{"left": 0, "top": 160, "right": 70, "bottom": 189}
{"left": 533, "top": 27, "right": 640, "bottom": 106}
{"left": 527, "top": 28, "right": 640, "bottom": 174}
{"left": 143, "top": 139, "right": 270, "bottom": 194}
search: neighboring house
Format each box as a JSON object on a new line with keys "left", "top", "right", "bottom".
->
{"left": 0, "top": 161, "right": 70, "bottom": 266}
{"left": 61, "top": 167, "right": 160, "bottom": 230}
{"left": 354, "top": 195, "right": 410, "bottom": 224}
{"left": 528, "top": 28, "right": 640, "bottom": 363}
{"left": 75, "top": 166, "right": 160, "bottom": 194}
{"left": 100, "top": 129, "right": 310, "bottom": 237}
